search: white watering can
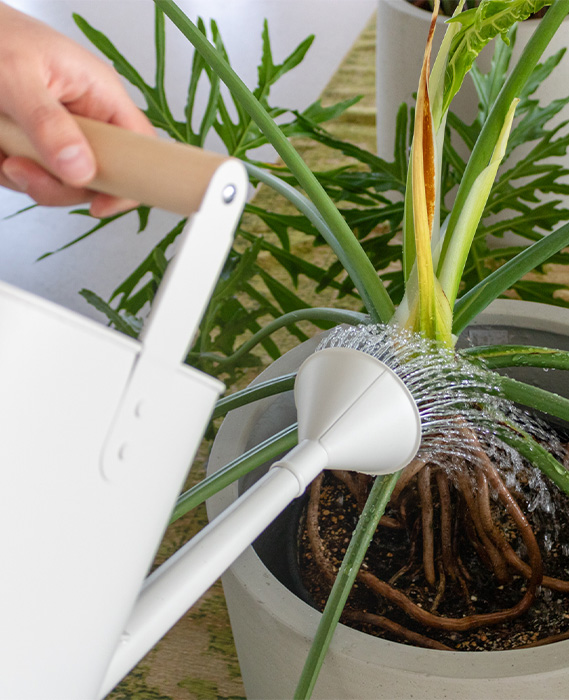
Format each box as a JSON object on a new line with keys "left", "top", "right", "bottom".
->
{"left": 0, "top": 115, "right": 248, "bottom": 699}
{"left": 0, "top": 116, "right": 422, "bottom": 699}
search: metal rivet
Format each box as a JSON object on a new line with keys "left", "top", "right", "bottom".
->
{"left": 222, "top": 184, "right": 236, "bottom": 204}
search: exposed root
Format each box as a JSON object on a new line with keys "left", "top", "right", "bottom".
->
{"left": 388, "top": 519, "right": 420, "bottom": 586}
{"left": 343, "top": 610, "right": 453, "bottom": 651}
{"left": 302, "top": 419, "right": 569, "bottom": 649}
{"left": 436, "top": 470, "right": 456, "bottom": 580}
{"left": 431, "top": 561, "right": 446, "bottom": 614}
{"left": 418, "top": 465, "right": 436, "bottom": 587}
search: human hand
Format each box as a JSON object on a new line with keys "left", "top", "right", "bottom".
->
{"left": 0, "top": 3, "right": 155, "bottom": 217}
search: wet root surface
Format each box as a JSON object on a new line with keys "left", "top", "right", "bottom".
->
{"left": 298, "top": 466, "right": 569, "bottom": 651}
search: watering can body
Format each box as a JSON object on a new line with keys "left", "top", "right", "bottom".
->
{"left": 0, "top": 115, "right": 247, "bottom": 699}
{"left": 0, "top": 283, "right": 222, "bottom": 698}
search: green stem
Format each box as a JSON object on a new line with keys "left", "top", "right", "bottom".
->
{"left": 462, "top": 345, "right": 569, "bottom": 370}
{"left": 154, "top": 0, "right": 394, "bottom": 324}
{"left": 170, "top": 424, "right": 298, "bottom": 523}
{"left": 496, "top": 375, "right": 569, "bottom": 424}
{"left": 452, "top": 219, "right": 569, "bottom": 336}
{"left": 193, "top": 308, "right": 368, "bottom": 368}
{"left": 212, "top": 373, "right": 296, "bottom": 420}
{"left": 496, "top": 423, "right": 569, "bottom": 496}
{"left": 245, "top": 162, "right": 328, "bottom": 230}
{"left": 294, "top": 472, "right": 400, "bottom": 700}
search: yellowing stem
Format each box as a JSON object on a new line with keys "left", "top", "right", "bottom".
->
{"left": 411, "top": 0, "right": 439, "bottom": 337}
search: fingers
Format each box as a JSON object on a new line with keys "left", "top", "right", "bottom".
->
{"left": 1, "top": 156, "right": 138, "bottom": 218}
{"left": 1, "top": 155, "right": 93, "bottom": 207}
{"left": 89, "top": 193, "right": 138, "bottom": 219}
{"left": 9, "top": 101, "right": 97, "bottom": 187}
{"left": 0, "top": 4, "right": 156, "bottom": 216}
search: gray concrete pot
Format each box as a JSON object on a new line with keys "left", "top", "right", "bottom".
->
{"left": 207, "top": 300, "right": 569, "bottom": 699}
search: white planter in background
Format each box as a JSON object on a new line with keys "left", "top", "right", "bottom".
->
{"left": 208, "top": 300, "right": 569, "bottom": 699}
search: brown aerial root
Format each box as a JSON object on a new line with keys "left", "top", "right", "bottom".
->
{"left": 330, "top": 469, "right": 403, "bottom": 529}
{"left": 418, "top": 465, "right": 436, "bottom": 587}
{"left": 466, "top": 429, "right": 545, "bottom": 602}
{"left": 358, "top": 563, "right": 536, "bottom": 633}
{"left": 343, "top": 610, "right": 453, "bottom": 651}
{"left": 356, "top": 431, "right": 545, "bottom": 632}
{"left": 474, "top": 457, "right": 569, "bottom": 593}
{"left": 391, "top": 454, "right": 430, "bottom": 501}
{"left": 455, "top": 467, "right": 510, "bottom": 584}
{"left": 388, "top": 519, "right": 420, "bottom": 586}
{"left": 333, "top": 470, "right": 368, "bottom": 511}
{"left": 436, "top": 470, "right": 457, "bottom": 581}
{"left": 431, "top": 561, "right": 446, "bottom": 613}
{"left": 303, "top": 417, "right": 569, "bottom": 645}
{"left": 378, "top": 515, "right": 405, "bottom": 530}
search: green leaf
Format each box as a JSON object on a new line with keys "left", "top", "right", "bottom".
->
{"left": 438, "top": 98, "right": 518, "bottom": 306}
{"left": 443, "top": 0, "right": 552, "bottom": 114}
{"left": 440, "top": 0, "right": 569, "bottom": 280}
{"left": 110, "top": 219, "right": 186, "bottom": 306}
{"left": 469, "top": 26, "right": 515, "bottom": 121}
{"left": 36, "top": 209, "right": 130, "bottom": 261}
{"left": 185, "top": 17, "right": 209, "bottom": 143}
{"left": 79, "top": 290, "right": 141, "bottom": 337}
{"left": 256, "top": 20, "right": 314, "bottom": 96}
{"left": 258, "top": 269, "right": 311, "bottom": 315}
{"left": 512, "top": 279, "right": 569, "bottom": 307}
{"left": 154, "top": 5, "right": 175, "bottom": 123}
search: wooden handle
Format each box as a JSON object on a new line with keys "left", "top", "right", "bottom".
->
{"left": 0, "top": 113, "right": 230, "bottom": 216}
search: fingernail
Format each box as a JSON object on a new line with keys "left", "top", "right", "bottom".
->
{"left": 3, "top": 165, "right": 28, "bottom": 192}
{"left": 55, "top": 145, "right": 96, "bottom": 184}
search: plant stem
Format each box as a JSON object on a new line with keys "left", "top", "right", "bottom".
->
{"left": 463, "top": 345, "right": 569, "bottom": 370}
{"left": 294, "top": 471, "right": 400, "bottom": 700}
{"left": 497, "top": 375, "right": 569, "bottom": 425}
{"left": 212, "top": 373, "right": 297, "bottom": 419}
{"left": 245, "top": 162, "right": 328, "bottom": 231}
{"left": 170, "top": 424, "right": 298, "bottom": 523}
{"left": 453, "top": 220, "right": 569, "bottom": 335}
{"left": 154, "top": 0, "right": 395, "bottom": 324}
{"left": 194, "top": 308, "right": 368, "bottom": 368}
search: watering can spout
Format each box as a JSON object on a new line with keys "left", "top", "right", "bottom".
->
{"left": 98, "top": 347, "right": 422, "bottom": 697}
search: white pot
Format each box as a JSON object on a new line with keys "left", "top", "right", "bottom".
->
{"left": 375, "top": 0, "right": 569, "bottom": 159}
{"left": 207, "top": 299, "right": 569, "bottom": 699}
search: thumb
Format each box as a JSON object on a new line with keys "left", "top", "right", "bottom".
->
{"left": 10, "top": 99, "right": 97, "bottom": 187}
